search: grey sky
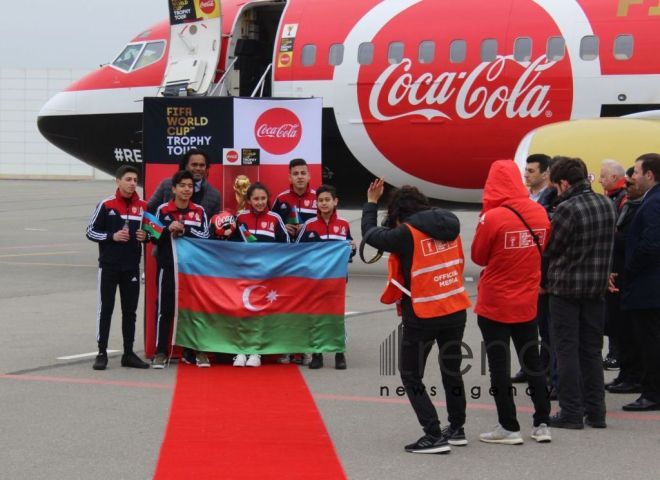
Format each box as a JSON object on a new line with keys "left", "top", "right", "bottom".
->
{"left": 1, "top": 0, "right": 168, "bottom": 70}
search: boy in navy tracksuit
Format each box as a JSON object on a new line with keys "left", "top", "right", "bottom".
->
{"left": 86, "top": 165, "right": 150, "bottom": 370}
{"left": 297, "top": 184, "right": 355, "bottom": 369}
{"left": 152, "top": 170, "right": 210, "bottom": 368}
{"left": 272, "top": 158, "right": 317, "bottom": 238}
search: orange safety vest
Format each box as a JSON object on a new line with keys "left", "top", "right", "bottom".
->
{"left": 380, "top": 225, "right": 471, "bottom": 318}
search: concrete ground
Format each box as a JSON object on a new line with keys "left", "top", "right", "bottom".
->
{"left": 1, "top": 180, "right": 658, "bottom": 479}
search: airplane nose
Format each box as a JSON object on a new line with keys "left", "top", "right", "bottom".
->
{"left": 37, "top": 91, "right": 84, "bottom": 160}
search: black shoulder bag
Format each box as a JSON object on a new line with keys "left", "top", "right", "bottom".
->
{"left": 501, "top": 205, "right": 542, "bottom": 255}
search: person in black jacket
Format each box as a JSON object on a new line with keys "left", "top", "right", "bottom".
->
{"left": 620, "top": 153, "right": 660, "bottom": 411}
{"left": 147, "top": 148, "right": 221, "bottom": 216}
{"left": 362, "top": 179, "right": 470, "bottom": 454}
{"left": 606, "top": 167, "right": 643, "bottom": 394}
{"left": 86, "top": 165, "right": 150, "bottom": 371}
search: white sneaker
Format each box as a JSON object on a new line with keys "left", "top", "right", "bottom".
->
{"left": 479, "top": 424, "right": 524, "bottom": 445}
{"left": 302, "top": 354, "right": 313, "bottom": 366}
{"left": 531, "top": 423, "right": 552, "bottom": 443}
{"left": 246, "top": 354, "right": 261, "bottom": 367}
{"left": 277, "top": 354, "right": 291, "bottom": 364}
{"left": 233, "top": 354, "right": 247, "bottom": 367}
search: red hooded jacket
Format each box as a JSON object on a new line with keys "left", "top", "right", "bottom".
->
{"left": 472, "top": 160, "right": 551, "bottom": 323}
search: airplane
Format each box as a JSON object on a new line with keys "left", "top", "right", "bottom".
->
{"left": 37, "top": 0, "right": 660, "bottom": 204}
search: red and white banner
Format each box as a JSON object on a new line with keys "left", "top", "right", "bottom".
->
{"left": 233, "top": 98, "right": 322, "bottom": 165}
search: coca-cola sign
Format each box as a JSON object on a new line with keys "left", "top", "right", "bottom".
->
{"left": 199, "top": 0, "right": 215, "bottom": 15}
{"left": 369, "top": 55, "right": 555, "bottom": 122}
{"left": 347, "top": 0, "right": 573, "bottom": 190}
{"left": 254, "top": 108, "right": 302, "bottom": 155}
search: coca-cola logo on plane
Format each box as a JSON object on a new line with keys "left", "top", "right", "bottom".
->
{"left": 254, "top": 108, "right": 302, "bottom": 155}
{"left": 354, "top": 0, "right": 573, "bottom": 190}
{"left": 199, "top": 0, "right": 215, "bottom": 15}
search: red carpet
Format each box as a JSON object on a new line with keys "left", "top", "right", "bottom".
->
{"left": 154, "top": 364, "right": 346, "bottom": 479}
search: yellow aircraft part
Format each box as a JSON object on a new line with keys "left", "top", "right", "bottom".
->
{"left": 524, "top": 118, "right": 660, "bottom": 194}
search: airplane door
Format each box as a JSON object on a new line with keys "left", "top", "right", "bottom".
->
{"left": 225, "top": 2, "right": 286, "bottom": 97}
{"left": 160, "top": 0, "right": 222, "bottom": 95}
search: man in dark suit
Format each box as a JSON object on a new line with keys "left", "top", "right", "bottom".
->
{"left": 620, "top": 153, "right": 660, "bottom": 411}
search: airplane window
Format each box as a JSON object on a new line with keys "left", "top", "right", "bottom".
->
{"left": 133, "top": 41, "right": 166, "bottom": 70}
{"left": 112, "top": 44, "right": 144, "bottom": 72}
{"left": 388, "top": 42, "right": 404, "bottom": 64}
{"left": 301, "top": 44, "right": 317, "bottom": 66}
{"left": 358, "top": 42, "right": 374, "bottom": 65}
{"left": 418, "top": 41, "right": 435, "bottom": 64}
{"left": 580, "top": 35, "right": 599, "bottom": 61}
{"left": 481, "top": 39, "right": 498, "bottom": 62}
{"left": 614, "top": 34, "right": 634, "bottom": 60}
{"left": 514, "top": 37, "right": 532, "bottom": 62}
{"left": 329, "top": 44, "right": 344, "bottom": 66}
{"left": 547, "top": 36, "right": 565, "bottom": 62}
{"left": 450, "top": 40, "right": 466, "bottom": 63}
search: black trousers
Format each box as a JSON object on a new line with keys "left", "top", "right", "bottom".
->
{"left": 478, "top": 316, "right": 550, "bottom": 431}
{"left": 612, "top": 302, "right": 643, "bottom": 384}
{"left": 549, "top": 295, "right": 606, "bottom": 420}
{"left": 633, "top": 309, "right": 660, "bottom": 403}
{"left": 604, "top": 292, "right": 620, "bottom": 358}
{"left": 399, "top": 316, "right": 467, "bottom": 435}
{"left": 155, "top": 266, "right": 175, "bottom": 355}
{"left": 536, "top": 293, "right": 556, "bottom": 385}
{"left": 97, "top": 267, "right": 140, "bottom": 352}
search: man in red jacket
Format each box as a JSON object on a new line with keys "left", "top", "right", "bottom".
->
{"left": 472, "top": 160, "right": 552, "bottom": 445}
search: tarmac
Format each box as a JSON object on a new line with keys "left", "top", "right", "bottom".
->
{"left": 1, "top": 179, "right": 659, "bottom": 480}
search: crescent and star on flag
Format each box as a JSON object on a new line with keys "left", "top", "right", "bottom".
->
{"left": 242, "top": 285, "right": 279, "bottom": 312}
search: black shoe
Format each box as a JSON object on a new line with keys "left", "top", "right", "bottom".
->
{"left": 607, "top": 382, "right": 642, "bottom": 394}
{"left": 441, "top": 425, "right": 467, "bottom": 446}
{"left": 404, "top": 434, "right": 451, "bottom": 454}
{"left": 510, "top": 370, "right": 526, "bottom": 383}
{"left": 548, "top": 413, "right": 584, "bottom": 429}
{"left": 121, "top": 352, "right": 149, "bottom": 369}
{"left": 181, "top": 348, "right": 196, "bottom": 365}
{"left": 605, "top": 378, "right": 623, "bottom": 390}
{"left": 584, "top": 416, "right": 607, "bottom": 428}
{"left": 93, "top": 352, "right": 108, "bottom": 371}
{"left": 335, "top": 353, "right": 347, "bottom": 370}
{"left": 603, "top": 355, "right": 620, "bottom": 370}
{"left": 309, "top": 353, "right": 324, "bottom": 369}
{"left": 622, "top": 397, "right": 660, "bottom": 411}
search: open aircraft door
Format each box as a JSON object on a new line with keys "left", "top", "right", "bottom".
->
{"left": 159, "top": 0, "right": 223, "bottom": 96}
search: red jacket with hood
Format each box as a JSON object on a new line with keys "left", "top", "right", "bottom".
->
{"left": 472, "top": 160, "right": 551, "bottom": 323}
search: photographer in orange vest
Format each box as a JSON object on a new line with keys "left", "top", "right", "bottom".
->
{"left": 361, "top": 179, "right": 471, "bottom": 454}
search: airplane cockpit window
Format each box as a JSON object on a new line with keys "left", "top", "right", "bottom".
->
{"left": 547, "top": 36, "right": 565, "bottom": 62}
{"left": 481, "top": 39, "right": 498, "bottom": 62}
{"left": 580, "top": 35, "right": 599, "bottom": 61}
{"left": 329, "top": 44, "right": 344, "bottom": 66}
{"left": 450, "top": 40, "right": 466, "bottom": 63}
{"left": 358, "top": 42, "right": 374, "bottom": 65}
{"left": 418, "top": 41, "right": 435, "bottom": 64}
{"left": 614, "top": 34, "right": 634, "bottom": 60}
{"left": 133, "top": 41, "right": 166, "bottom": 70}
{"left": 388, "top": 42, "right": 404, "bottom": 64}
{"left": 301, "top": 44, "right": 317, "bottom": 66}
{"left": 514, "top": 37, "right": 532, "bottom": 62}
{"left": 112, "top": 44, "right": 144, "bottom": 71}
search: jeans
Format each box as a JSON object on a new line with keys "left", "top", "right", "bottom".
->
{"left": 478, "top": 316, "right": 550, "bottom": 431}
{"left": 399, "top": 316, "right": 467, "bottom": 435}
{"left": 549, "top": 295, "right": 606, "bottom": 420}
